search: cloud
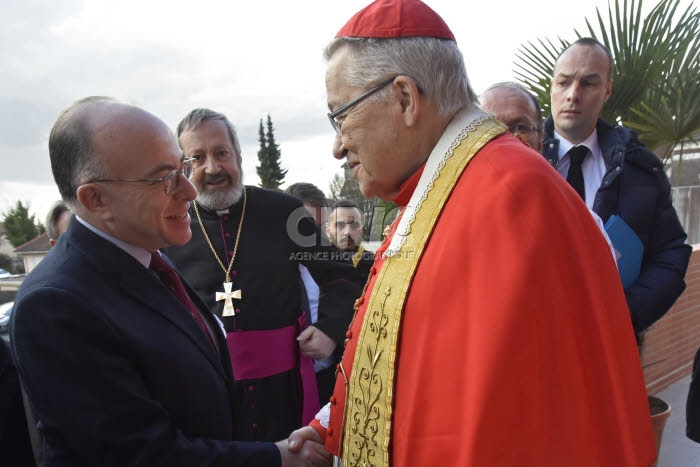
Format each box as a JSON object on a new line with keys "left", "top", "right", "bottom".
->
{"left": 2, "top": 0, "right": 682, "bottom": 218}
{"left": 0, "top": 0, "right": 343, "bottom": 191}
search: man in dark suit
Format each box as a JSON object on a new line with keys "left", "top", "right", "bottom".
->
{"left": 10, "top": 96, "right": 330, "bottom": 467}
{"left": 0, "top": 338, "right": 35, "bottom": 466}
{"left": 541, "top": 38, "right": 690, "bottom": 338}
{"left": 325, "top": 200, "right": 374, "bottom": 284}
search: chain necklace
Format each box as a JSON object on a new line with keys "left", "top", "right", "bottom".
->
{"left": 193, "top": 186, "right": 247, "bottom": 316}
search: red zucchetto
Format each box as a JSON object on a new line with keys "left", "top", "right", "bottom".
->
{"left": 336, "top": 0, "right": 455, "bottom": 41}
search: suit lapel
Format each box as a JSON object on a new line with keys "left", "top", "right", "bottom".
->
{"left": 68, "top": 219, "right": 229, "bottom": 380}
{"left": 123, "top": 271, "right": 228, "bottom": 367}
{"left": 183, "top": 280, "right": 234, "bottom": 376}
{"left": 181, "top": 275, "right": 238, "bottom": 412}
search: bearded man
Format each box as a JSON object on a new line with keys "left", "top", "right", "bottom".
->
{"left": 163, "top": 109, "right": 361, "bottom": 443}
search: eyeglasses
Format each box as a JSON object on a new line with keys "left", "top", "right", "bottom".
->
{"left": 328, "top": 76, "right": 398, "bottom": 135}
{"left": 87, "top": 157, "right": 195, "bottom": 195}
{"left": 507, "top": 123, "right": 540, "bottom": 135}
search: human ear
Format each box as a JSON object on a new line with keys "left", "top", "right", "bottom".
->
{"left": 604, "top": 79, "right": 613, "bottom": 103}
{"left": 76, "top": 184, "right": 106, "bottom": 212}
{"left": 393, "top": 76, "right": 421, "bottom": 127}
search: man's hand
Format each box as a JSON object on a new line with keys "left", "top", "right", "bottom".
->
{"left": 277, "top": 427, "right": 331, "bottom": 466}
{"left": 287, "top": 426, "right": 325, "bottom": 453}
{"left": 297, "top": 326, "right": 336, "bottom": 360}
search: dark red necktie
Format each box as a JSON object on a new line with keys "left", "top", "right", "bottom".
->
{"left": 150, "top": 252, "right": 215, "bottom": 348}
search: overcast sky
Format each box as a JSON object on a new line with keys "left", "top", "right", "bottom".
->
{"left": 0, "top": 0, "right": 675, "bottom": 221}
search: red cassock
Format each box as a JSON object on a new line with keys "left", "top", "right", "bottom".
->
{"left": 313, "top": 132, "right": 656, "bottom": 466}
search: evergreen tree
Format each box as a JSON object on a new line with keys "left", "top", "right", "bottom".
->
{"left": 328, "top": 173, "right": 345, "bottom": 203}
{"left": 256, "top": 114, "right": 288, "bottom": 190}
{"left": 2, "top": 200, "right": 45, "bottom": 247}
{"left": 257, "top": 119, "right": 267, "bottom": 180}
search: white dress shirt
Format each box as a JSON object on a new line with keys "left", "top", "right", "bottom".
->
{"left": 554, "top": 129, "right": 607, "bottom": 210}
{"left": 550, "top": 132, "right": 617, "bottom": 264}
{"left": 299, "top": 265, "right": 333, "bottom": 372}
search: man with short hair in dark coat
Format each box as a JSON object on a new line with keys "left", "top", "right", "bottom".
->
{"left": 0, "top": 338, "right": 35, "bottom": 466}
{"left": 541, "top": 38, "right": 691, "bottom": 336}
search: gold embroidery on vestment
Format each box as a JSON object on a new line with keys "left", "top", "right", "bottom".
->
{"left": 340, "top": 117, "right": 506, "bottom": 466}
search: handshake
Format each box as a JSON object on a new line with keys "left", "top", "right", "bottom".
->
{"left": 277, "top": 426, "right": 332, "bottom": 467}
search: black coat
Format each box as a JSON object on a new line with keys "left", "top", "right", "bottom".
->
{"left": 164, "top": 186, "right": 361, "bottom": 441}
{"left": 542, "top": 117, "right": 691, "bottom": 334}
{"left": 0, "top": 338, "right": 34, "bottom": 466}
{"left": 10, "top": 218, "right": 280, "bottom": 467}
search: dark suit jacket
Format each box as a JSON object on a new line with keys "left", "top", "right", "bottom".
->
{"left": 542, "top": 117, "right": 691, "bottom": 335}
{"left": 0, "top": 338, "right": 35, "bottom": 466}
{"left": 10, "top": 218, "right": 280, "bottom": 467}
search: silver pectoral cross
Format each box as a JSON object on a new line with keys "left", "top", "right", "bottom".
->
{"left": 216, "top": 281, "right": 242, "bottom": 316}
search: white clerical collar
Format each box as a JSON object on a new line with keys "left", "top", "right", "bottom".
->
{"left": 554, "top": 128, "right": 602, "bottom": 163}
{"left": 76, "top": 215, "right": 153, "bottom": 268}
{"left": 385, "top": 106, "right": 487, "bottom": 257}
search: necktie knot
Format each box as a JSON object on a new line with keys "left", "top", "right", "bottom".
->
{"left": 568, "top": 145, "right": 588, "bottom": 165}
{"left": 149, "top": 252, "right": 171, "bottom": 274}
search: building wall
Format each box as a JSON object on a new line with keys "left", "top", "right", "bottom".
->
{"left": 672, "top": 186, "right": 700, "bottom": 245}
{"left": 22, "top": 253, "right": 46, "bottom": 274}
{"left": 642, "top": 246, "right": 700, "bottom": 395}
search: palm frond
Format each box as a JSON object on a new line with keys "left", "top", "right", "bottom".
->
{"left": 513, "top": 36, "right": 568, "bottom": 117}
{"left": 513, "top": 0, "right": 700, "bottom": 170}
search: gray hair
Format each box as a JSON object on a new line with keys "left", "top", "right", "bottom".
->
{"left": 45, "top": 199, "right": 70, "bottom": 240}
{"left": 324, "top": 37, "right": 477, "bottom": 117}
{"left": 176, "top": 108, "right": 242, "bottom": 167}
{"left": 48, "top": 96, "right": 112, "bottom": 209}
{"left": 482, "top": 81, "right": 544, "bottom": 130}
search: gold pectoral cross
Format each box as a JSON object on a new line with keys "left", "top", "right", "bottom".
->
{"left": 216, "top": 281, "right": 241, "bottom": 316}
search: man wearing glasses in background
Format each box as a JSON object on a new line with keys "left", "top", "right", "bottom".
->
{"left": 45, "top": 199, "right": 72, "bottom": 247}
{"left": 480, "top": 81, "right": 543, "bottom": 151}
{"left": 10, "top": 96, "right": 330, "bottom": 466}
{"left": 480, "top": 81, "right": 616, "bottom": 260}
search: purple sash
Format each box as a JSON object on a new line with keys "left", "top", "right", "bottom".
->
{"left": 226, "top": 314, "right": 320, "bottom": 425}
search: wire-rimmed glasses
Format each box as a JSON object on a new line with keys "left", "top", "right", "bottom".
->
{"left": 87, "top": 157, "right": 195, "bottom": 195}
{"left": 327, "top": 76, "right": 398, "bottom": 135}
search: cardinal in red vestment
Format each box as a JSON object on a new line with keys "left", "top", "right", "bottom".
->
{"left": 287, "top": 1, "right": 657, "bottom": 465}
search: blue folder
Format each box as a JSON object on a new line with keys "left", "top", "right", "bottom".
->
{"left": 604, "top": 214, "right": 644, "bottom": 289}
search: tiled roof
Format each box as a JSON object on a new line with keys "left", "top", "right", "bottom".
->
{"left": 14, "top": 232, "right": 50, "bottom": 254}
